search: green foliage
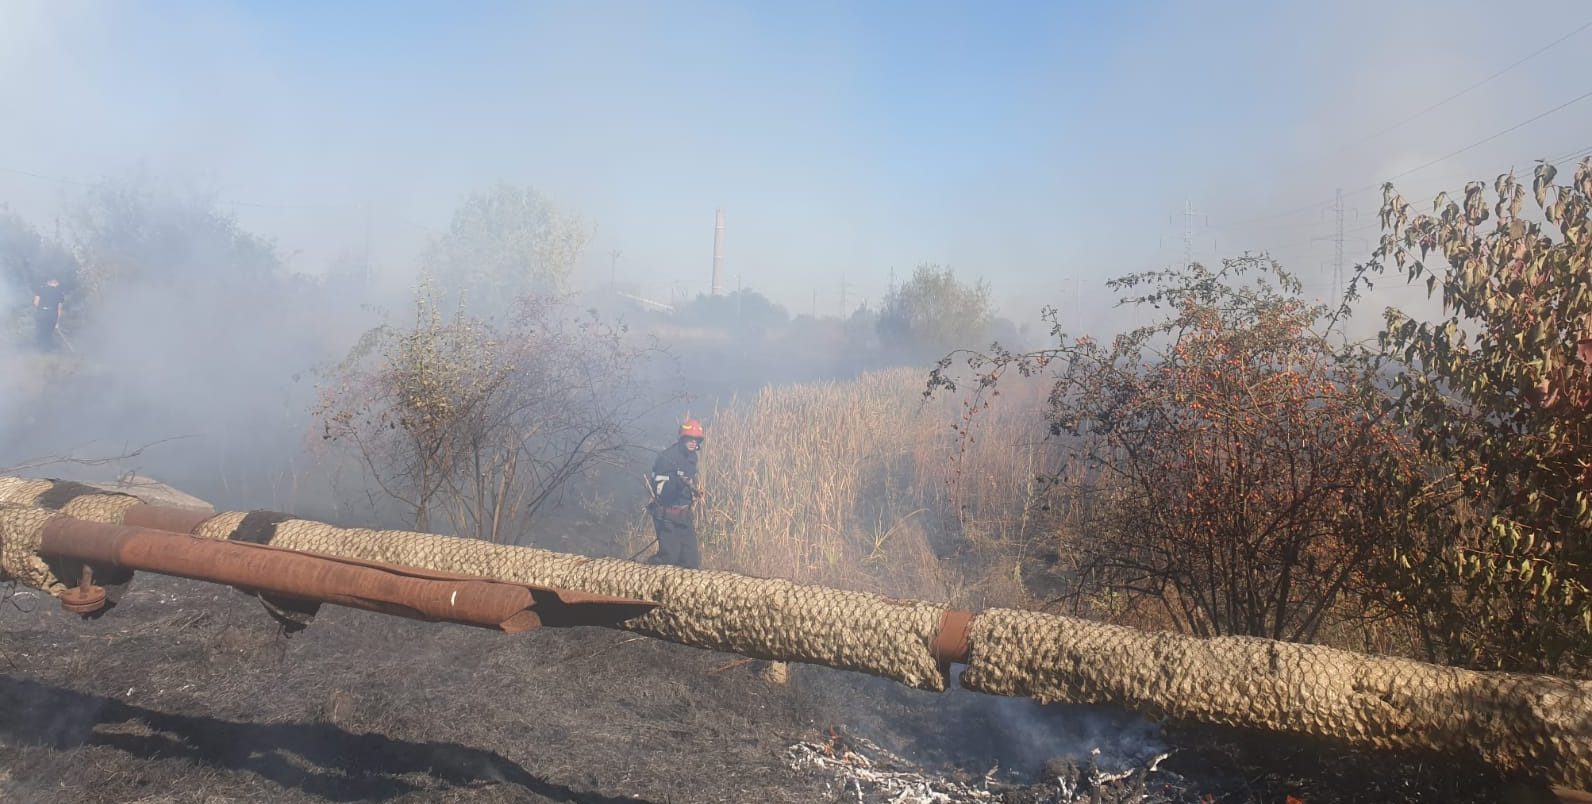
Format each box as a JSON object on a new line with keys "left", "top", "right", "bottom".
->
{"left": 423, "top": 184, "right": 589, "bottom": 310}
{"left": 1360, "top": 160, "right": 1592, "bottom": 672}
{"left": 877, "top": 264, "right": 993, "bottom": 356}
{"left": 931, "top": 257, "right": 1396, "bottom": 641}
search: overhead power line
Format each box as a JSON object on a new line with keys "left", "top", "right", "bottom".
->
{"left": 1219, "top": 24, "right": 1592, "bottom": 230}
{"left": 1, "top": 164, "right": 343, "bottom": 211}
{"left": 1, "top": 164, "right": 439, "bottom": 233}
{"left": 0, "top": 166, "right": 94, "bottom": 187}
{"left": 1343, "top": 18, "right": 1592, "bottom": 148}
{"left": 1359, "top": 85, "right": 1592, "bottom": 191}
{"left": 1549, "top": 144, "right": 1592, "bottom": 166}
{"left": 1227, "top": 86, "right": 1592, "bottom": 232}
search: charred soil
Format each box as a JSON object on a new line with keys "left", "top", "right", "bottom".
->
{"left": 0, "top": 574, "right": 1552, "bottom": 803}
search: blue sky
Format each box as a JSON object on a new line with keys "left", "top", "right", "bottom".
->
{"left": 3, "top": 0, "right": 1591, "bottom": 330}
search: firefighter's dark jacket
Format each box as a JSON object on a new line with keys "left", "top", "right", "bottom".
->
{"left": 650, "top": 441, "right": 699, "bottom": 511}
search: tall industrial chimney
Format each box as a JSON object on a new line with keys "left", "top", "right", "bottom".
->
{"left": 711, "top": 208, "right": 725, "bottom": 296}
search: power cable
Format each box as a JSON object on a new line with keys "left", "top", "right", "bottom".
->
{"left": 0, "top": 166, "right": 94, "bottom": 187}
{"left": 2, "top": 163, "right": 436, "bottom": 232}
{"left": 1246, "top": 90, "right": 1592, "bottom": 249}
{"left": 1350, "top": 85, "right": 1592, "bottom": 192}
{"left": 1217, "top": 25, "right": 1592, "bottom": 229}
{"left": 1550, "top": 145, "right": 1592, "bottom": 166}
{"left": 1341, "top": 18, "right": 1592, "bottom": 148}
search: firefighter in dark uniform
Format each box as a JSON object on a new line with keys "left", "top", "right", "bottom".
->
{"left": 647, "top": 419, "right": 705, "bottom": 568}
{"left": 32, "top": 277, "right": 65, "bottom": 352}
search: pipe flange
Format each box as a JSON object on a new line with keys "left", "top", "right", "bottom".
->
{"left": 60, "top": 583, "right": 107, "bottom": 615}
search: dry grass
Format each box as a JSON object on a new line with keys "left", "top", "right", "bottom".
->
{"left": 666, "top": 368, "right": 1071, "bottom": 606}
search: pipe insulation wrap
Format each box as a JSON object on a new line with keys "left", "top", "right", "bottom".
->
{"left": 6, "top": 488, "right": 948, "bottom": 691}
{"left": 216, "top": 515, "right": 949, "bottom": 690}
{"left": 0, "top": 477, "right": 53, "bottom": 507}
{"left": 0, "top": 505, "right": 65, "bottom": 595}
{"left": 3, "top": 476, "right": 1590, "bottom": 788}
{"left": 960, "top": 607, "right": 1592, "bottom": 788}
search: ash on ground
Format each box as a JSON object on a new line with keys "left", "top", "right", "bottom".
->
{"left": 787, "top": 725, "right": 1178, "bottom": 804}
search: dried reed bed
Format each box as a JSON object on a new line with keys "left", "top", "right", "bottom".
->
{"left": 688, "top": 368, "right": 1070, "bottom": 606}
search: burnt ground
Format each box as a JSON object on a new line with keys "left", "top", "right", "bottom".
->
{"left": 0, "top": 574, "right": 1559, "bottom": 804}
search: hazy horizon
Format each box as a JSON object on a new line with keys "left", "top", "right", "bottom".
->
{"left": 4, "top": 0, "right": 1591, "bottom": 332}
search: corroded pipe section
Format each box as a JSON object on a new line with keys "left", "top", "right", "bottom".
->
{"left": 930, "top": 609, "right": 972, "bottom": 667}
{"left": 36, "top": 515, "right": 655, "bottom": 632}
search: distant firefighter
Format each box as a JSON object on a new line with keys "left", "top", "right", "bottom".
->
{"left": 646, "top": 419, "right": 705, "bottom": 568}
{"left": 32, "top": 277, "right": 65, "bottom": 352}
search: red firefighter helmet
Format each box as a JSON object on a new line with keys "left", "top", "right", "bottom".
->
{"left": 678, "top": 418, "right": 706, "bottom": 440}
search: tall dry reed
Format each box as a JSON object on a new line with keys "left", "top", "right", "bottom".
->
{"left": 690, "top": 368, "right": 1072, "bottom": 605}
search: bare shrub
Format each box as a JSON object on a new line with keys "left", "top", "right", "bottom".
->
{"left": 316, "top": 287, "right": 667, "bottom": 542}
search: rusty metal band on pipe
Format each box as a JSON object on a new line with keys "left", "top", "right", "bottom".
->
{"left": 930, "top": 609, "right": 973, "bottom": 666}
{"left": 38, "top": 517, "right": 651, "bottom": 632}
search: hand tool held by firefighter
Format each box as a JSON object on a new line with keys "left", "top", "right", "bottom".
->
{"left": 676, "top": 470, "right": 704, "bottom": 502}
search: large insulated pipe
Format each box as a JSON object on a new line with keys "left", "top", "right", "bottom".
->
{"left": 0, "top": 478, "right": 1587, "bottom": 793}
{"left": 12, "top": 508, "right": 653, "bottom": 632}
{"left": 0, "top": 479, "right": 967, "bottom": 690}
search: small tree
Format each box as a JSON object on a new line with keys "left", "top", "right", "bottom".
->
{"left": 1361, "top": 160, "right": 1592, "bottom": 672}
{"left": 317, "top": 288, "right": 668, "bottom": 542}
{"left": 423, "top": 184, "right": 590, "bottom": 310}
{"left": 878, "top": 264, "right": 993, "bottom": 357}
{"left": 69, "top": 180, "right": 281, "bottom": 302}
{"left": 932, "top": 257, "right": 1399, "bottom": 642}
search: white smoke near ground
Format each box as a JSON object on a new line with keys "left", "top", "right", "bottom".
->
{"left": 0, "top": 269, "right": 34, "bottom": 432}
{"left": 816, "top": 672, "right": 1166, "bottom": 787}
{"left": 978, "top": 695, "right": 1165, "bottom": 776}
{"left": 0, "top": 174, "right": 393, "bottom": 516}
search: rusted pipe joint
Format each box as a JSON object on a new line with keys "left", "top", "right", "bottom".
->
{"left": 930, "top": 609, "right": 973, "bottom": 669}
{"left": 58, "top": 564, "right": 108, "bottom": 615}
